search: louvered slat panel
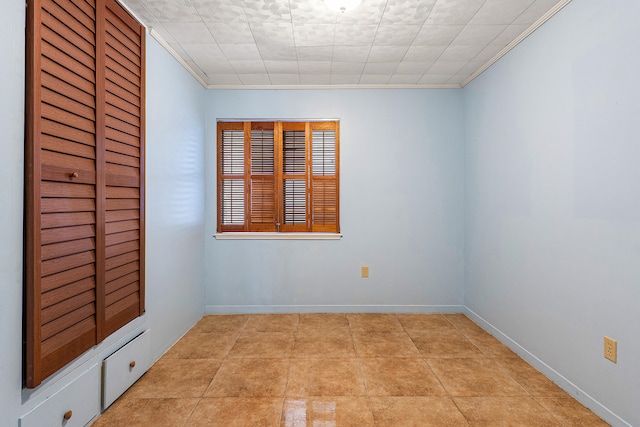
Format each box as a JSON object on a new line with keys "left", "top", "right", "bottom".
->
{"left": 105, "top": 240, "right": 139, "bottom": 258}
{"left": 41, "top": 251, "right": 96, "bottom": 277}
{"left": 43, "top": 0, "right": 95, "bottom": 39}
{"left": 105, "top": 282, "right": 138, "bottom": 307}
{"left": 42, "top": 135, "right": 96, "bottom": 159}
{"left": 105, "top": 229, "right": 139, "bottom": 247}
{"left": 41, "top": 198, "right": 95, "bottom": 213}
{"left": 41, "top": 264, "right": 96, "bottom": 294}
{"left": 41, "top": 223, "right": 95, "bottom": 245}
{"left": 312, "top": 179, "right": 338, "bottom": 227}
{"left": 41, "top": 42, "right": 94, "bottom": 84}
{"left": 42, "top": 277, "right": 95, "bottom": 309}
{"left": 105, "top": 271, "right": 138, "bottom": 295}
{"left": 41, "top": 317, "right": 95, "bottom": 357}
{"left": 103, "top": 0, "right": 144, "bottom": 338}
{"left": 41, "top": 150, "right": 96, "bottom": 184}
{"left": 42, "top": 238, "right": 96, "bottom": 260}
{"left": 283, "top": 179, "right": 306, "bottom": 225}
{"left": 250, "top": 178, "right": 275, "bottom": 226}
{"left": 222, "top": 179, "right": 244, "bottom": 225}
{"left": 283, "top": 131, "right": 306, "bottom": 174}
{"left": 106, "top": 198, "right": 138, "bottom": 210}
{"left": 41, "top": 290, "right": 95, "bottom": 324}
{"left": 42, "top": 118, "right": 95, "bottom": 147}
{"left": 42, "top": 72, "right": 95, "bottom": 110}
{"left": 42, "top": 212, "right": 95, "bottom": 229}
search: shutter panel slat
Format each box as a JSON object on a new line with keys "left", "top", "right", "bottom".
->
{"left": 42, "top": 277, "right": 95, "bottom": 309}
{"left": 42, "top": 238, "right": 96, "bottom": 260}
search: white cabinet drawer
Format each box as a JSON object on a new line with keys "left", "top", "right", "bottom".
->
{"left": 102, "top": 329, "right": 151, "bottom": 409}
{"left": 20, "top": 363, "right": 101, "bottom": 427}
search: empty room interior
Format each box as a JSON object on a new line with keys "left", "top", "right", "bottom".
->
{"left": 2, "top": 0, "right": 639, "bottom": 425}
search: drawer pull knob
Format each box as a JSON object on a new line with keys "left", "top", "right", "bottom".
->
{"left": 69, "top": 172, "right": 78, "bottom": 179}
{"left": 129, "top": 361, "right": 136, "bottom": 368}
{"left": 63, "top": 410, "right": 73, "bottom": 420}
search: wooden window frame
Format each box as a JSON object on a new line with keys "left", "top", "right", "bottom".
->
{"left": 217, "top": 120, "right": 340, "bottom": 235}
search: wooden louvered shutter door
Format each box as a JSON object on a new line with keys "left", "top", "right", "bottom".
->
{"left": 25, "top": 0, "right": 144, "bottom": 388}
{"left": 249, "top": 122, "right": 276, "bottom": 231}
{"left": 25, "top": 0, "right": 99, "bottom": 388}
{"left": 102, "top": 0, "right": 145, "bottom": 338}
{"left": 310, "top": 122, "right": 339, "bottom": 233}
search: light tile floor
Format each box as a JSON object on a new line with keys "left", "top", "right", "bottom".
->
{"left": 92, "top": 314, "right": 609, "bottom": 426}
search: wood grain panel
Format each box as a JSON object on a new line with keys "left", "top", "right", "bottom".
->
{"left": 105, "top": 209, "right": 139, "bottom": 223}
{"left": 41, "top": 289, "right": 95, "bottom": 324}
{"left": 105, "top": 250, "right": 139, "bottom": 271}
{"left": 42, "top": 276, "right": 95, "bottom": 309}
{"left": 41, "top": 250, "right": 95, "bottom": 277}
{"left": 106, "top": 151, "right": 139, "bottom": 167}
{"left": 42, "top": 237, "right": 95, "bottom": 260}
{"left": 105, "top": 198, "right": 138, "bottom": 210}
{"left": 42, "top": 134, "right": 96, "bottom": 159}
{"left": 105, "top": 281, "right": 138, "bottom": 306}
{"left": 42, "top": 118, "right": 95, "bottom": 147}
{"left": 105, "top": 261, "right": 139, "bottom": 283}
{"left": 105, "top": 271, "right": 138, "bottom": 295}
{"left": 41, "top": 212, "right": 95, "bottom": 229}
{"left": 41, "top": 224, "right": 95, "bottom": 245}
{"left": 105, "top": 229, "right": 139, "bottom": 247}
{"left": 41, "top": 264, "right": 96, "bottom": 294}
{"left": 41, "top": 198, "right": 95, "bottom": 213}
{"left": 105, "top": 240, "right": 138, "bottom": 259}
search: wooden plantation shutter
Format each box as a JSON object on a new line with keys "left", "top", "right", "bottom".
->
{"left": 249, "top": 122, "right": 276, "bottom": 231}
{"left": 217, "top": 121, "right": 339, "bottom": 233}
{"left": 310, "top": 122, "right": 339, "bottom": 232}
{"left": 25, "top": 0, "right": 144, "bottom": 388}
{"left": 218, "top": 122, "right": 245, "bottom": 231}
{"left": 281, "top": 122, "right": 308, "bottom": 232}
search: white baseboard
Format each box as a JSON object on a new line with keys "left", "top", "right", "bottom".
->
{"left": 205, "top": 304, "right": 464, "bottom": 314}
{"left": 463, "top": 307, "right": 631, "bottom": 427}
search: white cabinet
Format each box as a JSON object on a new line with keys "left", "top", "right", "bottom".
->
{"left": 20, "top": 363, "right": 101, "bottom": 427}
{"left": 102, "top": 329, "right": 152, "bottom": 409}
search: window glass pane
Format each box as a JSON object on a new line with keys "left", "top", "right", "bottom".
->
{"left": 283, "top": 179, "right": 306, "bottom": 224}
{"left": 221, "top": 179, "right": 244, "bottom": 224}
{"left": 283, "top": 131, "right": 305, "bottom": 174}
{"left": 251, "top": 129, "right": 274, "bottom": 174}
{"left": 222, "top": 130, "right": 244, "bottom": 175}
{"left": 312, "top": 130, "right": 336, "bottom": 176}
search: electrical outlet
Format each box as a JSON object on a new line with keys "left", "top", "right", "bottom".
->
{"left": 361, "top": 266, "right": 369, "bottom": 278}
{"left": 604, "top": 336, "right": 617, "bottom": 363}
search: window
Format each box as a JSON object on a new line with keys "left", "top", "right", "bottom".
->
{"left": 217, "top": 121, "right": 339, "bottom": 234}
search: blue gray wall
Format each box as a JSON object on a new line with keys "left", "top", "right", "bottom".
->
{"left": 204, "top": 89, "right": 465, "bottom": 313}
{"left": 463, "top": 0, "right": 640, "bottom": 425}
{"left": 0, "top": 5, "right": 206, "bottom": 422}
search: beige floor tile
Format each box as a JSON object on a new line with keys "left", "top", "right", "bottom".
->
{"left": 410, "top": 329, "right": 485, "bottom": 358}
{"left": 287, "top": 358, "right": 366, "bottom": 396}
{"left": 461, "top": 328, "right": 517, "bottom": 358}
{"left": 397, "top": 314, "right": 455, "bottom": 331}
{"left": 428, "top": 358, "right": 528, "bottom": 397}
{"left": 91, "top": 398, "right": 199, "bottom": 427}
{"left": 281, "top": 397, "right": 374, "bottom": 426}
{"left": 127, "top": 359, "right": 221, "bottom": 398}
{"left": 192, "top": 314, "right": 250, "bottom": 333}
{"left": 299, "top": 313, "right": 350, "bottom": 329}
{"left": 442, "top": 314, "right": 486, "bottom": 333}
{"left": 186, "top": 397, "right": 283, "bottom": 427}
{"left": 360, "top": 358, "right": 446, "bottom": 396}
{"left": 536, "top": 398, "right": 611, "bottom": 426}
{"left": 370, "top": 396, "right": 469, "bottom": 426}
{"left": 162, "top": 330, "right": 237, "bottom": 359}
{"left": 347, "top": 314, "right": 404, "bottom": 331}
{"left": 352, "top": 331, "right": 420, "bottom": 357}
{"left": 229, "top": 331, "right": 295, "bottom": 358}
{"left": 454, "top": 397, "right": 562, "bottom": 426}
{"left": 245, "top": 314, "right": 299, "bottom": 333}
{"left": 495, "top": 357, "right": 569, "bottom": 397}
{"left": 293, "top": 334, "right": 357, "bottom": 357}
{"left": 204, "top": 358, "right": 289, "bottom": 397}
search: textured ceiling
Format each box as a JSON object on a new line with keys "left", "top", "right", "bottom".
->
{"left": 119, "top": 0, "right": 570, "bottom": 88}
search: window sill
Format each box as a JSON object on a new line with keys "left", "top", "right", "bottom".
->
{"left": 213, "top": 232, "right": 342, "bottom": 240}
